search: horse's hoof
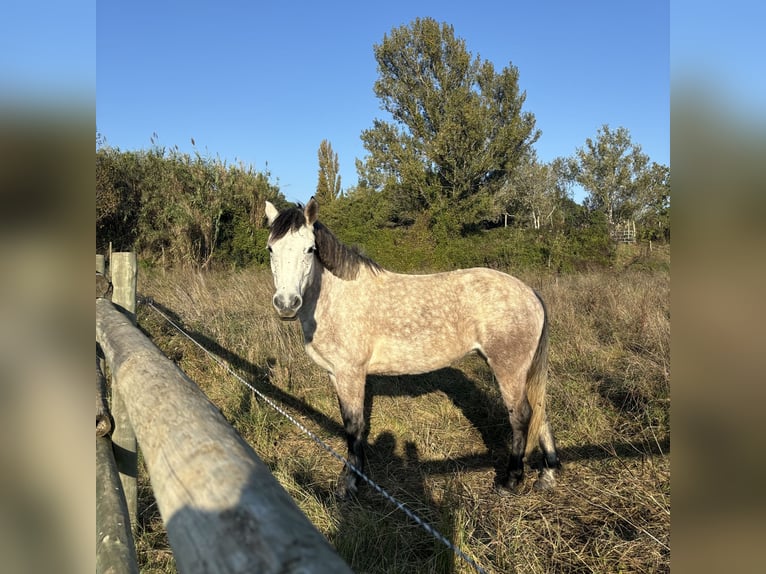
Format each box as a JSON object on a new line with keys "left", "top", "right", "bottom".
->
{"left": 495, "top": 476, "right": 523, "bottom": 496}
{"left": 335, "top": 476, "right": 359, "bottom": 500}
{"left": 495, "top": 484, "right": 517, "bottom": 497}
{"left": 533, "top": 468, "right": 557, "bottom": 491}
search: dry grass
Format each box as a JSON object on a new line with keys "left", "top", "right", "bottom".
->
{"left": 132, "top": 245, "right": 670, "bottom": 573}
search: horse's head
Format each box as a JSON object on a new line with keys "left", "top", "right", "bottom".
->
{"left": 265, "top": 198, "right": 319, "bottom": 320}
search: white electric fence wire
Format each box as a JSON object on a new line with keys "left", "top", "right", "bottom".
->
{"left": 142, "top": 298, "right": 488, "bottom": 574}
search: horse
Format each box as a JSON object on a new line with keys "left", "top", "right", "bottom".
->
{"left": 264, "top": 198, "right": 560, "bottom": 497}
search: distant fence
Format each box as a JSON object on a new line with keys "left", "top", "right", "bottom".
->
{"left": 96, "top": 253, "right": 352, "bottom": 574}
{"left": 611, "top": 220, "right": 637, "bottom": 244}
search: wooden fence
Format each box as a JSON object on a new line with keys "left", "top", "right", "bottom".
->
{"left": 611, "top": 219, "right": 637, "bottom": 243}
{"left": 96, "top": 253, "right": 352, "bottom": 574}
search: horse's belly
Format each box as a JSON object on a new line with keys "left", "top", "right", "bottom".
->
{"left": 367, "top": 336, "right": 471, "bottom": 376}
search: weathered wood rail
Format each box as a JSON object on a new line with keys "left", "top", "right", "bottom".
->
{"left": 96, "top": 254, "right": 352, "bottom": 573}
{"left": 96, "top": 349, "right": 138, "bottom": 574}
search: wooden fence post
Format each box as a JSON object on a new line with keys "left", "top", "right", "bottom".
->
{"left": 109, "top": 252, "right": 138, "bottom": 528}
{"left": 111, "top": 252, "right": 137, "bottom": 321}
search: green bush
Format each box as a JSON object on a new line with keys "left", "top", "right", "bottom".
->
{"left": 317, "top": 218, "right": 618, "bottom": 275}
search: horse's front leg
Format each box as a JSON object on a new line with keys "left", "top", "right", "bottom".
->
{"left": 329, "top": 370, "right": 367, "bottom": 498}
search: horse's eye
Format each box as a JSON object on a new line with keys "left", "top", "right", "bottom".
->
{"left": 307, "top": 246, "right": 315, "bottom": 254}
{"left": 267, "top": 245, "right": 273, "bottom": 253}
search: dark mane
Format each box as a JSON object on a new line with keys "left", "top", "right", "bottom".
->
{"left": 314, "top": 222, "right": 381, "bottom": 280}
{"left": 269, "top": 203, "right": 381, "bottom": 280}
{"left": 269, "top": 204, "right": 308, "bottom": 241}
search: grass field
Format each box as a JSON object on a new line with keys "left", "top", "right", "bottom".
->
{"left": 132, "top": 244, "right": 670, "bottom": 573}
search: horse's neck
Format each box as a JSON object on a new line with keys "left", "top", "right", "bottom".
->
{"left": 298, "top": 264, "right": 332, "bottom": 319}
{"left": 311, "top": 264, "right": 340, "bottom": 306}
{"left": 302, "top": 263, "right": 366, "bottom": 319}
{"left": 296, "top": 265, "right": 339, "bottom": 342}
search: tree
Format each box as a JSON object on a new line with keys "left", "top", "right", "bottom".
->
{"left": 634, "top": 162, "right": 670, "bottom": 240}
{"left": 571, "top": 125, "right": 658, "bottom": 226}
{"left": 356, "top": 17, "right": 539, "bottom": 231}
{"left": 501, "top": 155, "right": 571, "bottom": 229}
{"left": 315, "top": 139, "right": 341, "bottom": 204}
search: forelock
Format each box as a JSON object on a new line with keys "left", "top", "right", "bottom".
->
{"left": 269, "top": 204, "right": 309, "bottom": 241}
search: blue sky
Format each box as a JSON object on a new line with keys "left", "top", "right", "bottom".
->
{"left": 96, "top": 1, "right": 669, "bottom": 205}
{"left": 670, "top": 0, "right": 766, "bottom": 119}
{"left": 1, "top": 1, "right": 94, "bottom": 101}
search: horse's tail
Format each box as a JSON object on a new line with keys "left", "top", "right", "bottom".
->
{"left": 525, "top": 291, "right": 550, "bottom": 458}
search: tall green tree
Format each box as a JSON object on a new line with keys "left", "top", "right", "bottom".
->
{"left": 571, "top": 125, "right": 665, "bottom": 227}
{"left": 634, "top": 161, "right": 670, "bottom": 240}
{"left": 501, "top": 156, "right": 571, "bottom": 229}
{"left": 356, "top": 17, "right": 539, "bottom": 231}
{"left": 315, "top": 139, "right": 341, "bottom": 204}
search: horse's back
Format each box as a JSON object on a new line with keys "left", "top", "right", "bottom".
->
{"left": 376, "top": 267, "right": 540, "bottom": 319}
{"left": 357, "top": 267, "right": 543, "bottom": 375}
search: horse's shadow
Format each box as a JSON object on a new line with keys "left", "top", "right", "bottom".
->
{"left": 137, "top": 298, "right": 347, "bottom": 439}
{"left": 365, "top": 367, "right": 513, "bottom": 483}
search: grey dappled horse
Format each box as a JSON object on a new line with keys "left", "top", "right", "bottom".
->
{"left": 265, "top": 198, "right": 560, "bottom": 496}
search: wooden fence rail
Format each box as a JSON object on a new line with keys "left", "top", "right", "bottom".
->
{"left": 96, "top": 348, "right": 139, "bottom": 574}
{"left": 96, "top": 298, "right": 352, "bottom": 574}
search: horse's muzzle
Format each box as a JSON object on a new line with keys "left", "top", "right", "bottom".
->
{"left": 273, "top": 292, "right": 302, "bottom": 320}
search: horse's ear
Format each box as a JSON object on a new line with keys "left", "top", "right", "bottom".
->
{"left": 305, "top": 196, "right": 319, "bottom": 225}
{"left": 265, "top": 201, "right": 279, "bottom": 226}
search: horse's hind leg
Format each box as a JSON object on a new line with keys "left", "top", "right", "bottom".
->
{"left": 498, "top": 395, "right": 532, "bottom": 493}
{"left": 329, "top": 371, "right": 367, "bottom": 498}
{"left": 534, "top": 419, "right": 561, "bottom": 491}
